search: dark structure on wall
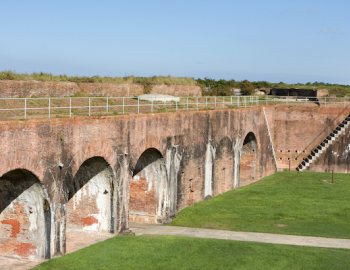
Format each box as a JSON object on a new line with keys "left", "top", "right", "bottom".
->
{"left": 270, "top": 88, "right": 317, "bottom": 98}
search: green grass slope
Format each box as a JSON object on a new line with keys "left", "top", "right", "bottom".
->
{"left": 35, "top": 235, "right": 350, "bottom": 270}
{"left": 171, "top": 172, "right": 350, "bottom": 238}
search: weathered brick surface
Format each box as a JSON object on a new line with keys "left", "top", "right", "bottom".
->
{"left": 0, "top": 202, "right": 35, "bottom": 257}
{"left": 0, "top": 80, "right": 201, "bottom": 97}
{"left": 267, "top": 104, "right": 350, "bottom": 170}
{"left": 129, "top": 177, "right": 157, "bottom": 223}
{"left": 0, "top": 178, "right": 49, "bottom": 259}
{"left": 67, "top": 194, "right": 99, "bottom": 228}
{"left": 309, "top": 125, "right": 350, "bottom": 173}
{"left": 66, "top": 159, "right": 115, "bottom": 234}
{"left": 213, "top": 137, "right": 234, "bottom": 196}
{"left": 240, "top": 133, "right": 258, "bottom": 186}
{"left": 0, "top": 107, "right": 278, "bottom": 258}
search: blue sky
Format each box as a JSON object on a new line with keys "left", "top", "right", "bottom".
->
{"left": 0, "top": 0, "right": 349, "bottom": 84}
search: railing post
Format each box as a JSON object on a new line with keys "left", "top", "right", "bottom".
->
{"left": 206, "top": 97, "right": 208, "bottom": 108}
{"left": 238, "top": 96, "right": 240, "bottom": 107}
{"left": 186, "top": 97, "right": 189, "bottom": 111}
{"left": 197, "top": 96, "right": 199, "bottom": 110}
{"left": 122, "top": 97, "right": 125, "bottom": 114}
{"left": 106, "top": 97, "right": 109, "bottom": 113}
{"left": 214, "top": 96, "right": 217, "bottom": 108}
{"left": 151, "top": 100, "right": 154, "bottom": 113}
{"left": 176, "top": 101, "right": 178, "bottom": 111}
{"left": 230, "top": 96, "right": 233, "bottom": 105}
{"left": 69, "top": 98, "right": 72, "bottom": 117}
{"left": 138, "top": 97, "right": 140, "bottom": 114}
{"left": 88, "top": 97, "right": 91, "bottom": 116}
{"left": 222, "top": 96, "right": 225, "bottom": 107}
{"left": 24, "top": 98, "right": 27, "bottom": 119}
{"left": 48, "top": 98, "right": 51, "bottom": 119}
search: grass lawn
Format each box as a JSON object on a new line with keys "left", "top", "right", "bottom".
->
{"left": 171, "top": 171, "right": 350, "bottom": 238}
{"left": 35, "top": 235, "right": 350, "bottom": 270}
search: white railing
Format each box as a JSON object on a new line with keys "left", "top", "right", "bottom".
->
{"left": 0, "top": 95, "right": 349, "bottom": 120}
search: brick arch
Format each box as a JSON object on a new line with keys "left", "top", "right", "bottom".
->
{"left": 213, "top": 136, "right": 234, "bottom": 195}
{"left": 240, "top": 130, "right": 260, "bottom": 150}
{"left": 0, "top": 161, "right": 46, "bottom": 183}
{"left": 130, "top": 142, "right": 167, "bottom": 169}
{"left": 69, "top": 146, "right": 115, "bottom": 178}
{"left": 0, "top": 169, "right": 51, "bottom": 259}
{"left": 239, "top": 132, "right": 258, "bottom": 187}
{"left": 65, "top": 156, "right": 117, "bottom": 251}
{"left": 129, "top": 147, "right": 170, "bottom": 224}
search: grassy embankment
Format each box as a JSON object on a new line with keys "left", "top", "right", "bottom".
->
{"left": 35, "top": 235, "right": 350, "bottom": 270}
{"left": 171, "top": 171, "right": 350, "bottom": 238}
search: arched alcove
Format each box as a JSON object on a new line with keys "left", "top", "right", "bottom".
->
{"left": 66, "top": 157, "right": 116, "bottom": 252}
{"left": 239, "top": 132, "right": 258, "bottom": 186}
{"left": 0, "top": 169, "right": 51, "bottom": 259}
{"left": 130, "top": 148, "right": 168, "bottom": 224}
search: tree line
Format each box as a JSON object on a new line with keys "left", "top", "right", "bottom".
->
{"left": 197, "top": 78, "right": 350, "bottom": 97}
{"left": 1, "top": 71, "right": 349, "bottom": 96}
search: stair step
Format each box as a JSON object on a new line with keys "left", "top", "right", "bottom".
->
{"left": 296, "top": 111, "right": 350, "bottom": 171}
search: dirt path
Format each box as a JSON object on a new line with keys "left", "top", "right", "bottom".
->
{"left": 131, "top": 223, "right": 350, "bottom": 250}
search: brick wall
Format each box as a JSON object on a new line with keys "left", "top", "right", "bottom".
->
{"left": 0, "top": 80, "right": 201, "bottom": 97}
{"left": 269, "top": 104, "right": 350, "bottom": 170}
{"left": 0, "top": 107, "right": 276, "bottom": 258}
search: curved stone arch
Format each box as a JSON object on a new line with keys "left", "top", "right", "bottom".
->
{"left": 130, "top": 143, "right": 167, "bottom": 170}
{"left": 240, "top": 130, "right": 260, "bottom": 150}
{"left": 129, "top": 147, "right": 169, "bottom": 224}
{"left": 213, "top": 136, "right": 234, "bottom": 196}
{"left": 69, "top": 150, "right": 115, "bottom": 178}
{"left": 0, "top": 163, "right": 45, "bottom": 184}
{"left": 238, "top": 131, "right": 259, "bottom": 187}
{"left": 132, "top": 148, "right": 164, "bottom": 176}
{"left": 65, "top": 156, "right": 117, "bottom": 251}
{"left": 0, "top": 169, "right": 51, "bottom": 259}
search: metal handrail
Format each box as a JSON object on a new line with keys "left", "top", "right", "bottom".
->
{"left": 295, "top": 103, "right": 350, "bottom": 162}
{"left": 0, "top": 95, "right": 349, "bottom": 120}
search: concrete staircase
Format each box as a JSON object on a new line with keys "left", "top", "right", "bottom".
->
{"left": 296, "top": 113, "right": 350, "bottom": 171}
